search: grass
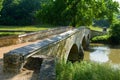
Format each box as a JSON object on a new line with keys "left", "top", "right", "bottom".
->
{"left": 0, "top": 25, "right": 54, "bottom": 31}
{"left": 88, "top": 26, "right": 103, "bottom": 32}
{"left": 0, "top": 32, "right": 25, "bottom": 37}
{"left": 56, "top": 61, "right": 120, "bottom": 80}
{"left": 91, "top": 35, "right": 110, "bottom": 43}
{"left": 0, "top": 25, "right": 55, "bottom": 37}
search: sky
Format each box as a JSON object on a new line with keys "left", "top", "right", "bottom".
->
{"left": 114, "top": 0, "right": 120, "bottom": 4}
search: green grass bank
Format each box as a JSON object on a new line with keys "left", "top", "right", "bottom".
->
{"left": 56, "top": 61, "right": 120, "bottom": 80}
{"left": 0, "top": 25, "right": 54, "bottom": 37}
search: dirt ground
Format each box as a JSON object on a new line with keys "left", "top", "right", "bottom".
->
{"left": 0, "top": 41, "right": 42, "bottom": 80}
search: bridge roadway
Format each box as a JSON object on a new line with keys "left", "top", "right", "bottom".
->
{"left": 4, "top": 26, "right": 90, "bottom": 80}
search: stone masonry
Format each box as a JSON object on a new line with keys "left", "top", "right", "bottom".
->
{"left": 4, "top": 26, "right": 90, "bottom": 79}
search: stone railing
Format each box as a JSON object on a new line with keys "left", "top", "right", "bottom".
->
{"left": 3, "top": 27, "right": 90, "bottom": 80}
{"left": 0, "top": 35, "right": 18, "bottom": 47}
{"left": 91, "top": 30, "right": 107, "bottom": 38}
{"left": 18, "top": 27, "right": 72, "bottom": 43}
{"left": 0, "top": 27, "right": 72, "bottom": 47}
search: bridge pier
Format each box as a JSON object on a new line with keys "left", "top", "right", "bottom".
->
{"left": 3, "top": 52, "right": 25, "bottom": 73}
{"left": 79, "top": 46, "right": 84, "bottom": 60}
{"left": 39, "top": 58, "right": 56, "bottom": 80}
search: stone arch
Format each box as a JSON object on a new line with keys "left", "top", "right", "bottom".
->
{"left": 67, "top": 44, "right": 81, "bottom": 62}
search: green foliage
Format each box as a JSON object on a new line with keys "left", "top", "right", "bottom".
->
{"left": 37, "top": 0, "right": 97, "bottom": 26}
{"left": 91, "top": 35, "right": 109, "bottom": 43}
{"left": 0, "top": 0, "right": 119, "bottom": 26}
{"left": 109, "top": 21, "right": 120, "bottom": 44}
{"left": 93, "top": 0, "right": 119, "bottom": 27}
{"left": 36, "top": 0, "right": 67, "bottom": 25}
{"left": 36, "top": 0, "right": 119, "bottom": 27}
{"left": 93, "top": 19, "right": 110, "bottom": 27}
{"left": 0, "top": 32, "right": 24, "bottom": 37}
{"left": 89, "top": 26, "right": 103, "bottom": 31}
{"left": 0, "top": 0, "right": 3, "bottom": 11}
{"left": 105, "top": 0, "right": 119, "bottom": 24}
{"left": 0, "top": 0, "right": 40, "bottom": 25}
{"left": 56, "top": 61, "right": 120, "bottom": 80}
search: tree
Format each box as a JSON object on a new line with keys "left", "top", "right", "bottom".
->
{"left": 0, "top": 0, "right": 3, "bottom": 11}
{"left": 105, "top": 0, "right": 119, "bottom": 24}
{"left": 0, "top": 0, "right": 40, "bottom": 25}
{"left": 36, "top": 0, "right": 67, "bottom": 25}
{"left": 109, "top": 21, "right": 120, "bottom": 44}
{"left": 64, "top": 0, "right": 80, "bottom": 27}
{"left": 36, "top": 0, "right": 82, "bottom": 26}
{"left": 37, "top": 0, "right": 119, "bottom": 27}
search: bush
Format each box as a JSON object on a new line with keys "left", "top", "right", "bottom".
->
{"left": 0, "top": 0, "right": 40, "bottom": 25}
{"left": 109, "top": 21, "right": 120, "bottom": 44}
{"left": 91, "top": 21, "right": 120, "bottom": 45}
{"left": 91, "top": 35, "right": 109, "bottom": 43}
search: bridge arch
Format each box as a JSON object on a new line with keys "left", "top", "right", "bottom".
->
{"left": 67, "top": 44, "right": 79, "bottom": 62}
{"left": 67, "top": 44, "right": 83, "bottom": 62}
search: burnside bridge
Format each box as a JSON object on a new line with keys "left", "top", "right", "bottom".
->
{"left": 4, "top": 26, "right": 91, "bottom": 80}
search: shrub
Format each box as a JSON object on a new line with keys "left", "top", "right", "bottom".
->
{"left": 91, "top": 35, "right": 109, "bottom": 43}
{"left": 109, "top": 21, "right": 120, "bottom": 44}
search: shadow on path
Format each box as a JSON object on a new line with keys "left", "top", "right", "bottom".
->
{"left": 0, "top": 58, "right": 41, "bottom": 80}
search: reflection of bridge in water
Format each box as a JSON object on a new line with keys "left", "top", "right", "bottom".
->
{"left": 4, "top": 27, "right": 91, "bottom": 80}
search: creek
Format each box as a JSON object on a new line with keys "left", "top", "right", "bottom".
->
{"left": 84, "top": 43, "right": 120, "bottom": 66}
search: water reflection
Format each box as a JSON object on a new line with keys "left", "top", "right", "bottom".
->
{"left": 84, "top": 44, "right": 120, "bottom": 65}
{"left": 90, "top": 47, "right": 110, "bottom": 63}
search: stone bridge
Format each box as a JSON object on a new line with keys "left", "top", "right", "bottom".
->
{"left": 4, "top": 26, "right": 91, "bottom": 80}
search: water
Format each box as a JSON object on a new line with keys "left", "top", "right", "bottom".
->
{"left": 84, "top": 43, "right": 120, "bottom": 65}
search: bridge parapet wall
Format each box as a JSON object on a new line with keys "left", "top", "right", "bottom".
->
{"left": 0, "top": 27, "right": 71, "bottom": 47}
{"left": 18, "top": 27, "right": 72, "bottom": 43}
{"left": 0, "top": 35, "right": 18, "bottom": 47}
{"left": 3, "top": 28, "right": 77, "bottom": 73}
{"left": 91, "top": 30, "right": 107, "bottom": 38}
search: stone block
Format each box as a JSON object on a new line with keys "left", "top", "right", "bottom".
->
{"left": 3, "top": 52, "right": 25, "bottom": 73}
{"left": 39, "top": 58, "right": 56, "bottom": 80}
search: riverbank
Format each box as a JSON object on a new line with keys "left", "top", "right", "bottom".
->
{"left": 56, "top": 61, "right": 120, "bottom": 80}
{"left": 56, "top": 43, "right": 119, "bottom": 80}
